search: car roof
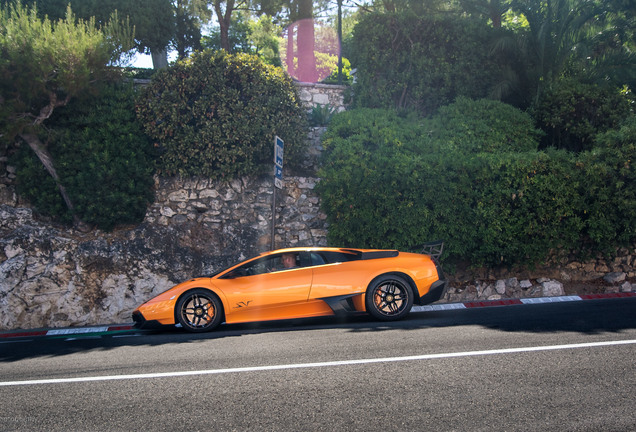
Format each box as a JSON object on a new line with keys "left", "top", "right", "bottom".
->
{"left": 261, "top": 247, "right": 394, "bottom": 255}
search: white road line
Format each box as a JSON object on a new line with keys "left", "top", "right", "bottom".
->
{"left": 2, "top": 339, "right": 635, "bottom": 387}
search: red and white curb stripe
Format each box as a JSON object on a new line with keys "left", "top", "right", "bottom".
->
{"left": 2, "top": 292, "right": 634, "bottom": 339}
{"left": 411, "top": 292, "right": 636, "bottom": 312}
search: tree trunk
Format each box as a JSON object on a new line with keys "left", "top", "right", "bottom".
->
{"left": 19, "top": 132, "right": 85, "bottom": 229}
{"left": 151, "top": 48, "right": 169, "bottom": 69}
{"left": 214, "top": 0, "right": 235, "bottom": 52}
{"left": 296, "top": 0, "right": 317, "bottom": 82}
{"left": 286, "top": 23, "right": 296, "bottom": 77}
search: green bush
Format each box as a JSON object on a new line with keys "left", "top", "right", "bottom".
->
{"left": 136, "top": 50, "right": 308, "bottom": 179}
{"left": 533, "top": 79, "right": 632, "bottom": 152}
{"left": 576, "top": 116, "right": 636, "bottom": 252}
{"left": 12, "top": 82, "right": 155, "bottom": 230}
{"left": 349, "top": 12, "right": 509, "bottom": 116}
{"left": 317, "top": 101, "right": 635, "bottom": 267}
{"left": 426, "top": 97, "right": 543, "bottom": 153}
{"left": 308, "top": 104, "right": 338, "bottom": 127}
{"left": 321, "top": 57, "right": 353, "bottom": 85}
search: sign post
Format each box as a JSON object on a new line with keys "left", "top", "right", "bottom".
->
{"left": 271, "top": 136, "right": 284, "bottom": 250}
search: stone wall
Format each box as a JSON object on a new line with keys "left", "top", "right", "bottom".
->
{"left": 296, "top": 82, "right": 348, "bottom": 111}
{"left": 146, "top": 174, "right": 328, "bottom": 254}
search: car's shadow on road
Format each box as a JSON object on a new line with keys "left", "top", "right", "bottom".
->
{"left": 1, "top": 298, "right": 635, "bottom": 362}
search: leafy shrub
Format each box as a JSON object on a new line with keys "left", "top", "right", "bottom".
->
{"left": 575, "top": 116, "right": 636, "bottom": 252}
{"left": 349, "top": 12, "right": 509, "bottom": 116}
{"left": 533, "top": 79, "right": 632, "bottom": 152}
{"left": 123, "top": 67, "right": 156, "bottom": 80}
{"left": 136, "top": 50, "right": 308, "bottom": 179}
{"left": 426, "top": 97, "right": 543, "bottom": 153}
{"left": 13, "top": 82, "right": 155, "bottom": 230}
{"left": 321, "top": 56, "right": 353, "bottom": 85}
{"left": 317, "top": 101, "right": 634, "bottom": 267}
{"left": 308, "top": 104, "right": 338, "bottom": 127}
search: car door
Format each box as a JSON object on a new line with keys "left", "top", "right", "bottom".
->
{"left": 307, "top": 251, "right": 371, "bottom": 299}
{"left": 213, "top": 252, "right": 313, "bottom": 323}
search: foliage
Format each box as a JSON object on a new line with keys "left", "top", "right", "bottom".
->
{"left": 426, "top": 97, "right": 542, "bottom": 153}
{"left": 576, "top": 116, "right": 636, "bottom": 252}
{"left": 532, "top": 79, "right": 633, "bottom": 152}
{"left": 507, "top": 0, "right": 636, "bottom": 105}
{"left": 348, "top": 11, "right": 509, "bottom": 116}
{"left": 318, "top": 102, "right": 635, "bottom": 267}
{"left": 203, "top": 10, "right": 253, "bottom": 53}
{"left": 203, "top": 12, "right": 282, "bottom": 67}
{"left": 0, "top": 1, "right": 130, "bottom": 137}
{"left": 11, "top": 0, "right": 175, "bottom": 58}
{"left": 12, "top": 83, "right": 156, "bottom": 230}
{"left": 0, "top": 1, "right": 134, "bottom": 227}
{"left": 249, "top": 14, "right": 282, "bottom": 67}
{"left": 320, "top": 56, "right": 353, "bottom": 85}
{"left": 123, "top": 67, "right": 157, "bottom": 80}
{"left": 172, "top": 0, "right": 212, "bottom": 60}
{"left": 136, "top": 50, "right": 308, "bottom": 179}
{"left": 309, "top": 104, "right": 338, "bottom": 127}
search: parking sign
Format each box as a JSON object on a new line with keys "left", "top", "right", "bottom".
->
{"left": 274, "top": 136, "right": 284, "bottom": 189}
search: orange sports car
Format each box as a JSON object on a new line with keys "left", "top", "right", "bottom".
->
{"left": 132, "top": 246, "right": 447, "bottom": 332}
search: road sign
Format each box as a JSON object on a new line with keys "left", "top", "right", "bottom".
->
{"left": 272, "top": 136, "right": 285, "bottom": 249}
{"left": 274, "top": 136, "right": 284, "bottom": 189}
{"left": 274, "top": 136, "right": 284, "bottom": 168}
{"left": 274, "top": 165, "right": 283, "bottom": 189}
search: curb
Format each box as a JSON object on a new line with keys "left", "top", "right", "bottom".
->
{"left": 0, "top": 324, "right": 134, "bottom": 340}
{"left": 411, "top": 292, "right": 636, "bottom": 312}
{"left": 2, "top": 292, "right": 635, "bottom": 340}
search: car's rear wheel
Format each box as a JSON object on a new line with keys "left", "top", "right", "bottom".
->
{"left": 176, "top": 289, "right": 223, "bottom": 332}
{"left": 365, "top": 275, "right": 413, "bottom": 321}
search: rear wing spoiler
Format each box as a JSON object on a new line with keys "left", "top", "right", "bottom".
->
{"left": 411, "top": 240, "right": 444, "bottom": 261}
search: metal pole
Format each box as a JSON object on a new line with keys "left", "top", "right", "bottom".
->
{"left": 337, "top": 0, "right": 343, "bottom": 85}
{"left": 271, "top": 178, "right": 276, "bottom": 251}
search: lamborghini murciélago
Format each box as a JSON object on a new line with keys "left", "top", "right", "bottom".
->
{"left": 132, "top": 246, "right": 446, "bottom": 332}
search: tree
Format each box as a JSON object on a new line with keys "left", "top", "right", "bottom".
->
{"left": 459, "top": 0, "right": 512, "bottom": 27}
{"left": 208, "top": 1, "right": 328, "bottom": 81}
{"left": 8, "top": 0, "right": 175, "bottom": 68}
{"left": 13, "top": 83, "right": 156, "bottom": 230}
{"left": 508, "top": 0, "right": 636, "bottom": 104}
{"left": 349, "top": 12, "right": 507, "bottom": 115}
{"left": 173, "top": 0, "right": 212, "bottom": 60}
{"left": 0, "top": 1, "right": 132, "bottom": 227}
{"left": 211, "top": 0, "right": 247, "bottom": 51}
{"left": 203, "top": 11, "right": 282, "bottom": 66}
{"left": 203, "top": 10, "right": 254, "bottom": 52}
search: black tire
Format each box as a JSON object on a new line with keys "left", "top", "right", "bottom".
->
{"left": 365, "top": 275, "right": 414, "bottom": 321}
{"left": 175, "top": 289, "right": 223, "bottom": 332}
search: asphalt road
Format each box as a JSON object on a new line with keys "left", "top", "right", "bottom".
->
{"left": 1, "top": 298, "right": 635, "bottom": 431}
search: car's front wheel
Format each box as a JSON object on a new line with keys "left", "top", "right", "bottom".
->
{"left": 365, "top": 275, "right": 414, "bottom": 321}
{"left": 175, "top": 289, "right": 223, "bottom": 332}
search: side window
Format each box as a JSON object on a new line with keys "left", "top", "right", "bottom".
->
{"left": 221, "top": 253, "right": 300, "bottom": 278}
{"left": 310, "top": 253, "right": 326, "bottom": 266}
{"left": 316, "top": 251, "right": 358, "bottom": 264}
